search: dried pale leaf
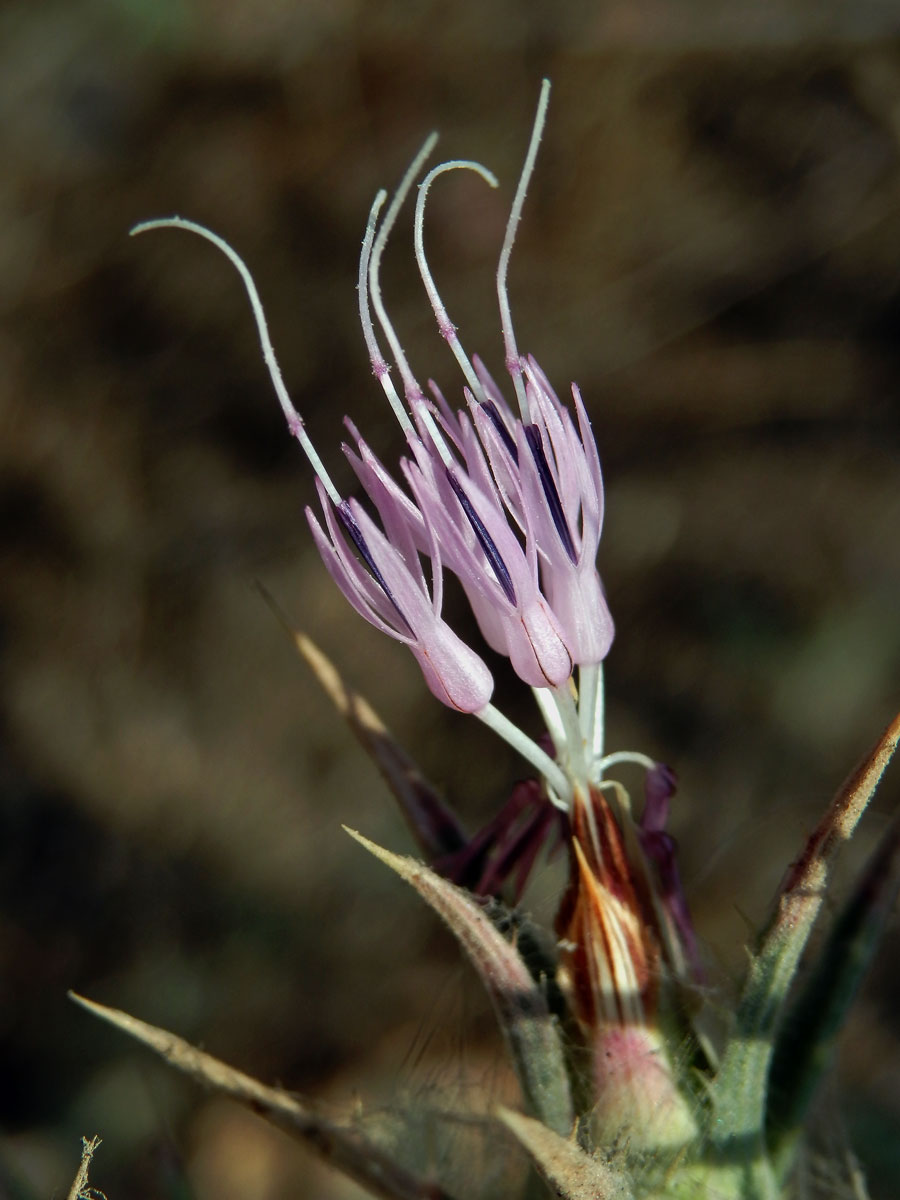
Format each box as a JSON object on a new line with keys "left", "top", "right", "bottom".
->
{"left": 346, "top": 829, "right": 574, "bottom": 1135}
{"left": 497, "top": 1108, "right": 630, "bottom": 1200}
{"left": 257, "top": 584, "right": 465, "bottom": 859}
{"left": 69, "top": 993, "right": 455, "bottom": 1200}
{"left": 67, "top": 1136, "right": 104, "bottom": 1200}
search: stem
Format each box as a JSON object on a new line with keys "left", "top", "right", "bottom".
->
{"left": 591, "top": 662, "right": 605, "bottom": 763}
{"left": 532, "top": 685, "right": 564, "bottom": 749}
{"left": 476, "top": 703, "right": 570, "bottom": 804}
{"left": 577, "top": 663, "right": 598, "bottom": 740}
{"left": 551, "top": 684, "right": 586, "bottom": 783}
{"left": 595, "top": 750, "right": 656, "bottom": 777}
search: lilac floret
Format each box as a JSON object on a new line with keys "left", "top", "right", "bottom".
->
{"left": 403, "top": 432, "right": 575, "bottom": 688}
{"left": 310, "top": 81, "right": 614, "bottom": 704}
{"left": 306, "top": 481, "right": 494, "bottom": 714}
{"left": 523, "top": 365, "right": 615, "bottom": 665}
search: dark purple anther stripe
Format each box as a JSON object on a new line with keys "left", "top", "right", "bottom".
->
{"left": 479, "top": 400, "right": 519, "bottom": 462}
{"left": 446, "top": 472, "right": 517, "bottom": 605}
{"left": 524, "top": 425, "right": 577, "bottom": 563}
{"left": 337, "top": 503, "right": 413, "bottom": 634}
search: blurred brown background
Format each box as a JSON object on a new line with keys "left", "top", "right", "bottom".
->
{"left": 1, "top": 1, "right": 899, "bottom": 1197}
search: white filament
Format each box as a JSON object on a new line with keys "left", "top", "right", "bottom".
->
{"left": 359, "top": 189, "right": 454, "bottom": 475}
{"left": 414, "top": 159, "right": 499, "bottom": 402}
{"left": 368, "top": 132, "right": 438, "bottom": 404}
{"left": 497, "top": 78, "right": 551, "bottom": 423}
{"left": 131, "top": 216, "right": 342, "bottom": 506}
{"left": 357, "top": 191, "right": 414, "bottom": 435}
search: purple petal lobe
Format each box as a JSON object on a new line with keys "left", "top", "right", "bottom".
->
{"left": 410, "top": 622, "right": 494, "bottom": 713}
{"left": 544, "top": 564, "right": 614, "bottom": 666}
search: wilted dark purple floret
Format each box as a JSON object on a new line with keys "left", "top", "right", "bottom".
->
{"left": 641, "top": 762, "right": 679, "bottom": 833}
{"left": 639, "top": 763, "right": 703, "bottom": 979}
{"left": 435, "top": 779, "right": 565, "bottom": 902}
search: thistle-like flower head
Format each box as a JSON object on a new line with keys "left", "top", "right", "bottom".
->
{"left": 556, "top": 776, "right": 700, "bottom": 1151}
{"left": 130, "top": 86, "right": 704, "bottom": 1167}
{"left": 331, "top": 84, "right": 614, "bottom": 707}
{"left": 132, "top": 81, "right": 620, "bottom": 804}
{"left": 120, "top": 85, "right": 900, "bottom": 1200}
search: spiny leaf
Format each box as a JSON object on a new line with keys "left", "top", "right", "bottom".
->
{"left": 767, "top": 811, "right": 900, "bottom": 1173}
{"left": 497, "top": 1108, "right": 630, "bottom": 1200}
{"left": 345, "top": 829, "right": 574, "bottom": 1136}
{"left": 68, "top": 993, "right": 456, "bottom": 1200}
{"left": 776, "top": 710, "right": 900, "bottom": 912}
{"left": 66, "top": 1137, "right": 103, "bottom": 1200}
{"left": 710, "top": 712, "right": 900, "bottom": 1169}
{"left": 257, "top": 583, "right": 466, "bottom": 859}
